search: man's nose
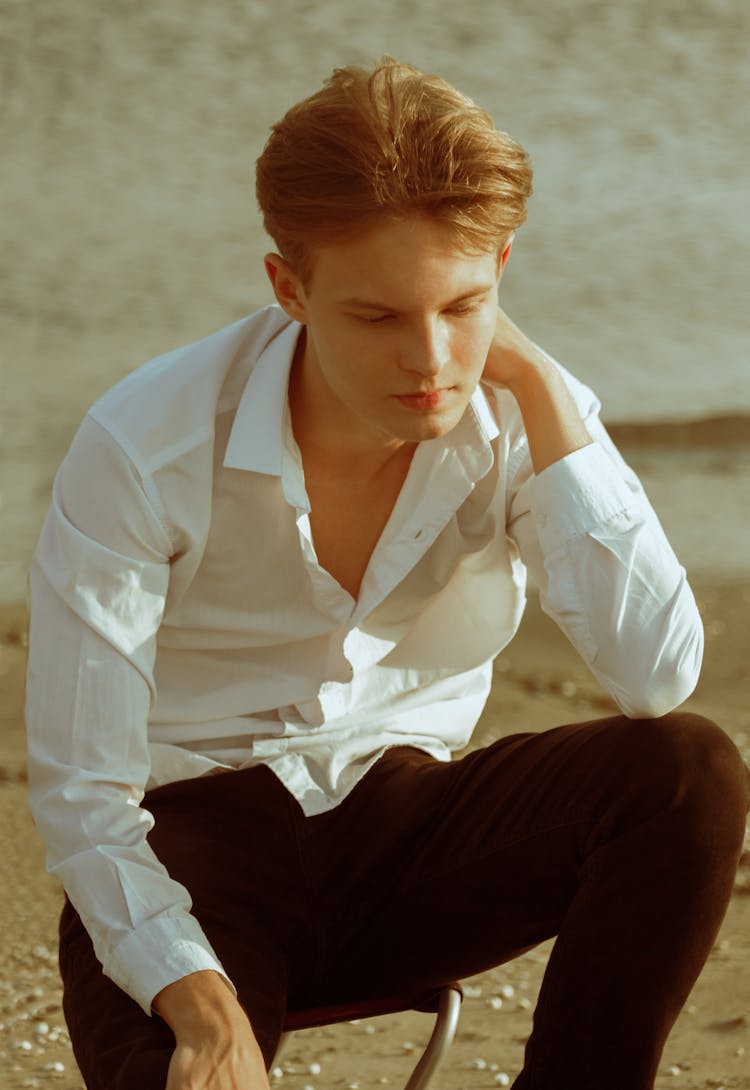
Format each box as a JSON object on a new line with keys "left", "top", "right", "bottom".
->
{"left": 400, "top": 318, "right": 451, "bottom": 376}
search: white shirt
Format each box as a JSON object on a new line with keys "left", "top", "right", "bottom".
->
{"left": 25, "top": 304, "right": 703, "bottom": 1015}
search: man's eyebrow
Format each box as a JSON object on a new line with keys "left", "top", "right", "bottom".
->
{"left": 339, "top": 286, "right": 496, "bottom": 312}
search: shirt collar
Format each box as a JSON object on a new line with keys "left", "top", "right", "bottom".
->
{"left": 223, "top": 318, "right": 300, "bottom": 475}
{"left": 223, "top": 313, "right": 500, "bottom": 477}
{"left": 468, "top": 381, "right": 501, "bottom": 445}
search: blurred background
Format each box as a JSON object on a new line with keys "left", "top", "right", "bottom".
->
{"left": 2, "top": 0, "right": 749, "bottom": 596}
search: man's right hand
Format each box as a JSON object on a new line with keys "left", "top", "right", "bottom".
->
{"left": 153, "top": 970, "right": 271, "bottom": 1089}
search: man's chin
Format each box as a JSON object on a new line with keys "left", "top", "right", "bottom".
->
{"left": 390, "top": 405, "right": 467, "bottom": 442}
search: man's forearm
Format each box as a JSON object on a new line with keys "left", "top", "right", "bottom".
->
{"left": 154, "top": 971, "right": 272, "bottom": 1090}
{"left": 506, "top": 351, "right": 592, "bottom": 475}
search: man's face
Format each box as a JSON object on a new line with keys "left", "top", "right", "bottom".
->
{"left": 268, "top": 216, "right": 509, "bottom": 450}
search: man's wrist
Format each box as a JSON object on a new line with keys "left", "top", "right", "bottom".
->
{"left": 153, "top": 970, "right": 247, "bottom": 1039}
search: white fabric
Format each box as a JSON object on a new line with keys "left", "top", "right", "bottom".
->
{"left": 25, "top": 304, "right": 703, "bottom": 1014}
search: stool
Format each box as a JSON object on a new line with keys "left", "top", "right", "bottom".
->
{"left": 272, "top": 982, "right": 463, "bottom": 1090}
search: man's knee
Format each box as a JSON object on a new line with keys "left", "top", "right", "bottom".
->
{"left": 625, "top": 712, "right": 749, "bottom": 857}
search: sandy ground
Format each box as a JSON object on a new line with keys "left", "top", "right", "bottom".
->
{"left": 1, "top": 580, "right": 748, "bottom": 1090}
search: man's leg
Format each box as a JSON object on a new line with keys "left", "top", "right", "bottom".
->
{"left": 303, "top": 713, "right": 749, "bottom": 1090}
{"left": 58, "top": 764, "right": 306, "bottom": 1089}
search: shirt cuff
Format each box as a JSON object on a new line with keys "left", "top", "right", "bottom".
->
{"left": 105, "top": 912, "right": 237, "bottom": 1016}
{"left": 529, "top": 442, "right": 642, "bottom": 553}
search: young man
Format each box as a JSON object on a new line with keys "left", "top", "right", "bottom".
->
{"left": 26, "top": 60, "right": 749, "bottom": 1090}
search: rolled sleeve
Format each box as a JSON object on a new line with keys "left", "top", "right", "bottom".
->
{"left": 508, "top": 399, "right": 703, "bottom": 717}
{"left": 110, "top": 913, "right": 235, "bottom": 1016}
{"left": 529, "top": 443, "right": 642, "bottom": 554}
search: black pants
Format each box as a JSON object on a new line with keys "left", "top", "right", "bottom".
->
{"left": 59, "top": 712, "right": 750, "bottom": 1089}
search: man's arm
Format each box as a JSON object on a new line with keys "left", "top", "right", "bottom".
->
{"left": 482, "top": 306, "right": 593, "bottom": 473}
{"left": 153, "top": 971, "right": 270, "bottom": 1090}
{"left": 26, "top": 416, "right": 270, "bottom": 1087}
{"left": 485, "top": 307, "right": 703, "bottom": 716}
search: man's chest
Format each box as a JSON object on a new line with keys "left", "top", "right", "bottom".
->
{"left": 302, "top": 454, "right": 413, "bottom": 600}
{"left": 159, "top": 441, "right": 521, "bottom": 670}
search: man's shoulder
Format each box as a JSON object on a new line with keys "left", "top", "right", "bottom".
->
{"left": 84, "top": 305, "right": 291, "bottom": 471}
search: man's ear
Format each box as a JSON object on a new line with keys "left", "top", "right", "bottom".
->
{"left": 264, "top": 253, "right": 308, "bottom": 323}
{"left": 498, "top": 233, "right": 514, "bottom": 276}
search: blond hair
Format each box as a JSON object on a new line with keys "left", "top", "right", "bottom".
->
{"left": 255, "top": 58, "right": 533, "bottom": 282}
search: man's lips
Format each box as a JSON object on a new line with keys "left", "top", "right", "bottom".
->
{"left": 395, "top": 387, "right": 453, "bottom": 410}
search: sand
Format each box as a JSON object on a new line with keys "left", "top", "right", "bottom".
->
{"left": 1, "top": 583, "right": 748, "bottom": 1090}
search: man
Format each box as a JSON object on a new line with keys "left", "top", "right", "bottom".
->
{"left": 26, "top": 59, "right": 749, "bottom": 1090}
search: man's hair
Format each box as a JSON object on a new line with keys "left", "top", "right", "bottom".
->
{"left": 255, "top": 58, "right": 533, "bottom": 283}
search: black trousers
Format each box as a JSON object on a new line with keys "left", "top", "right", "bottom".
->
{"left": 59, "top": 712, "right": 750, "bottom": 1089}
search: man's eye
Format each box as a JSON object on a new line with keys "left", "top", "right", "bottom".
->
{"left": 358, "top": 314, "right": 392, "bottom": 324}
{"left": 449, "top": 304, "right": 480, "bottom": 316}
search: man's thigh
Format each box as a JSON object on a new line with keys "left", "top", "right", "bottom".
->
{"left": 306, "top": 713, "right": 724, "bottom": 1002}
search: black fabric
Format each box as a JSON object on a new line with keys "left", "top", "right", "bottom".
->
{"left": 59, "top": 713, "right": 750, "bottom": 1089}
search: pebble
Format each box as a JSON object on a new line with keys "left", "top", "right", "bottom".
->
{"left": 488, "top": 996, "right": 503, "bottom": 1010}
{"left": 667, "top": 1065, "right": 681, "bottom": 1076}
{"left": 43, "top": 1061, "right": 65, "bottom": 1072}
{"left": 471, "top": 1058, "right": 488, "bottom": 1069}
{"left": 402, "top": 1041, "right": 416, "bottom": 1052}
{"left": 495, "top": 1075, "right": 511, "bottom": 1087}
{"left": 500, "top": 985, "right": 515, "bottom": 999}
{"left": 308, "top": 1063, "right": 321, "bottom": 1075}
{"left": 271, "top": 1067, "right": 284, "bottom": 1079}
{"left": 518, "top": 997, "right": 532, "bottom": 1011}
{"left": 463, "top": 985, "right": 483, "bottom": 998}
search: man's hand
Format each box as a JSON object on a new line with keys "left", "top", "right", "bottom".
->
{"left": 483, "top": 306, "right": 592, "bottom": 474}
{"left": 154, "top": 970, "right": 271, "bottom": 1090}
{"left": 481, "top": 304, "right": 549, "bottom": 392}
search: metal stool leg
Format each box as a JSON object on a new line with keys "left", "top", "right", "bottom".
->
{"left": 270, "top": 983, "right": 463, "bottom": 1088}
{"left": 404, "top": 985, "right": 462, "bottom": 1090}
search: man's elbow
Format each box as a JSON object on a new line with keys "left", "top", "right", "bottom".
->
{"left": 616, "top": 624, "right": 704, "bottom": 720}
